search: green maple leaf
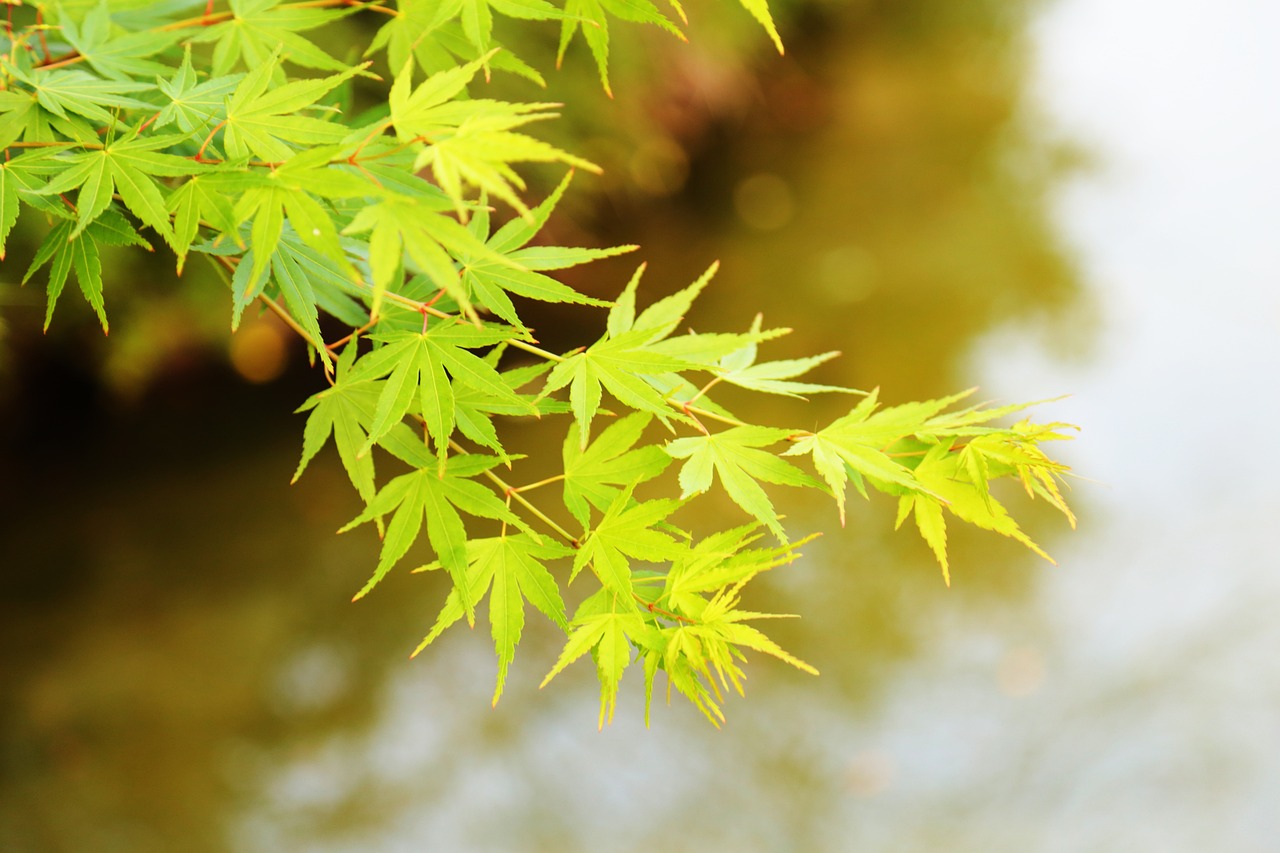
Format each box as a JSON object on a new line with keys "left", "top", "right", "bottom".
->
{"left": 293, "top": 342, "right": 380, "bottom": 507}
{"left": 167, "top": 172, "right": 244, "bottom": 275}
{"left": 874, "top": 393, "right": 1078, "bottom": 528}
{"left": 155, "top": 47, "right": 245, "bottom": 136}
{"left": 783, "top": 389, "right": 938, "bottom": 524}
{"left": 453, "top": 358, "right": 560, "bottom": 462}
{"left": 541, "top": 264, "right": 731, "bottom": 446}
{"left": 697, "top": 587, "right": 818, "bottom": 678}
{"left": 0, "top": 149, "right": 90, "bottom": 230}
{"left": 734, "top": 0, "right": 784, "bottom": 55}
{"left": 607, "top": 259, "right": 713, "bottom": 339}
{"left": 21, "top": 217, "right": 129, "bottom": 332}
{"left": 457, "top": 173, "right": 627, "bottom": 329}
{"left": 592, "top": 262, "right": 777, "bottom": 369}
{"left": 22, "top": 206, "right": 151, "bottom": 332}
{"left": 836, "top": 388, "right": 976, "bottom": 447}
{"left": 421, "top": 0, "right": 567, "bottom": 57}
{"left": 0, "top": 159, "right": 28, "bottom": 261}
{"left": 461, "top": 0, "right": 566, "bottom": 54}
{"left": 557, "top": 0, "right": 684, "bottom": 96}
{"left": 211, "top": 177, "right": 343, "bottom": 367}
{"left": 561, "top": 412, "right": 671, "bottom": 528}
{"left": 643, "top": 623, "right": 724, "bottom": 725}
{"left": 341, "top": 193, "right": 512, "bottom": 321}
{"left": 367, "top": 0, "right": 451, "bottom": 73}
{"left": 81, "top": 207, "right": 151, "bottom": 251}
{"left": 60, "top": 0, "right": 184, "bottom": 82}
{"left": 656, "top": 525, "right": 809, "bottom": 619}
{"left": 188, "top": 0, "right": 357, "bottom": 75}
{"left": 412, "top": 532, "right": 571, "bottom": 704}
{"left": 339, "top": 453, "right": 530, "bottom": 618}
{"left": 270, "top": 245, "right": 333, "bottom": 370}
{"left": 441, "top": 22, "right": 551, "bottom": 84}
{"left": 347, "top": 327, "right": 537, "bottom": 464}
{"left": 413, "top": 98, "right": 592, "bottom": 216}
{"left": 639, "top": 528, "right": 815, "bottom": 725}
{"left": 368, "top": 0, "right": 551, "bottom": 84}
{"left": 9, "top": 65, "right": 154, "bottom": 124}
{"left": 33, "top": 150, "right": 114, "bottom": 237}
{"left": 231, "top": 183, "right": 294, "bottom": 270}
{"left": 897, "top": 490, "right": 951, "bottom": 584}
{"left": 958, "top": 426, "right": 1077, "bottom": 526}
{"left": 647, "top": 585, "right": 817, "bottom": 725}
{"left": 35, "top": 131, "right": 203, "bottom": 250}
{"left": 541, "top": 328, "right": 700, "bottom": 447}
{"left": 666, "top": 426, "right": 818, "bottom": 541}
{"left": 229, "top": 148, "right": 373, "bottom": 297}
{"left": 295, "top": 341, "right": 466, "bottom": 512}
{"left": 541, "top": 590, "right": 655, "bottom": 728}
{"left": 275, "top": 237, "right": 370, "bottom": 328}
{"left": 593, "top": 261, "right": 775, "bottom": 383}
{"left": 896, "top": 442, "right": 1057, "bottom": 585}
{"left": 0, "top": 90, "right": 38, "bottom": 151}
{"left": 389, "top": 55, "right": 598, "bottom": 217}
{"left": 571, "top": 483, "right": 685, "bottom": 598}
{"left": 717, "top": 314, "right": 860, "bottom": 398}
{"left": 221, "top": 56, "right": 364, "bottom": 163}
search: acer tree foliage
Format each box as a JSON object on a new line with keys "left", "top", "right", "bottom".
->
{"left": 0, "top": 0, "right": 1077, "bottom": 727}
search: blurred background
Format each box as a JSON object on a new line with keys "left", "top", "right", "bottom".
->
{"left": 2, "top": 0, "right": 1279, "bottom": 850}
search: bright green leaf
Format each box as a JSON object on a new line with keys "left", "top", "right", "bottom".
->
{"left": 411, "top": 533, "right": 571, "bottom": 705}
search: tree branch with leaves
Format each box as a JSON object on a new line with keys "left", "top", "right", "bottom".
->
{"left": 0, "top": 0, "right": 1077, "bottom": 727}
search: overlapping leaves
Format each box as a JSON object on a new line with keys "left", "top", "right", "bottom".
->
{"left": 346, "top": 326, "right": 538, "bottom": 465}
{"left": 785, "top": 389, "right": 1077, "bottom": 583}
{"left": 389, "top": 54, "right": 598, "bottom": 217}
{"left": 666, "top": 426, "right": 818, "bottom": 541}
{"left": 0, "top": 0, "right": 1079, "bottom": 728}
{"left": 339, "top": 452, "right": 532, "bottom": 616}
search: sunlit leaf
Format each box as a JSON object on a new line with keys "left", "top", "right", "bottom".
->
{"left": 339, "top": 454, "right": 531, "bottom": 619}
{"left": 562, "top": 412, "right": 671, "bottom": 527}
{"left": 666, "top": 426, "right": 818, "bottom": 540}
{"left": 571, "top": 483, "right": 686, "bottom": 598}
{"left": 541, "top": 590, "right": 655, "bottom": 728}
{"left": 412, "top": 533, "right": 571, "bottom": 704}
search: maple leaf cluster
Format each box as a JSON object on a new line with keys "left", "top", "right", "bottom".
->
{"left": 0, "top": 0, "right": 1076, "bottom": 725}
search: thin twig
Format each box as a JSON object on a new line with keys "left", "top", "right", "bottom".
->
{"left": 448, "top": 440, "right": 578, "bottom": 545}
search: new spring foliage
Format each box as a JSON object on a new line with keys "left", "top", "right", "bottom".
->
{"left": 0, "top": 0, "right": 1077, "bottom": 727}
